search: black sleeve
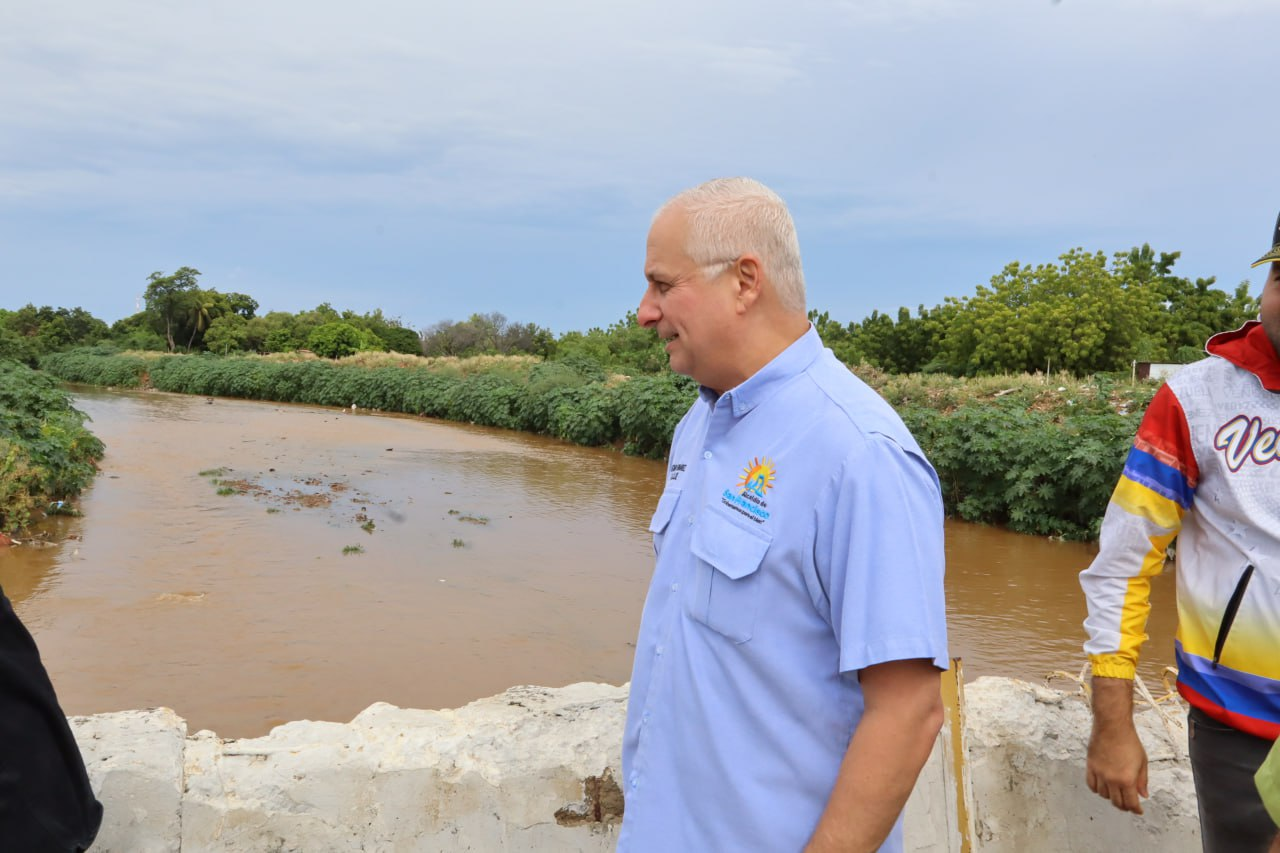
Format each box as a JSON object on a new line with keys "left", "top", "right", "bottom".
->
{"left": 0, "top": 585, "right": 103, "bottom": 852}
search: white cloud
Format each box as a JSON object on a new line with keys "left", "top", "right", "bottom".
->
{"left": 1, "top": 0, "right": 1277, "bottom": 242}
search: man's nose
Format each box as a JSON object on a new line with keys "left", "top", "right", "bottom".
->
{"left": 637, "top": 290, "right": 660, "bottom": 328}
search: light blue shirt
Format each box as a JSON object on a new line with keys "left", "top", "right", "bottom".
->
{"left": 618, "top": 327, "right": 948, "bottom": 853}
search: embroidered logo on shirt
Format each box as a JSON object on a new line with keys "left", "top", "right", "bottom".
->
{"left": 721, "top": 456, "right": 775, "bottom": 523}
{"left": 738, "top": 457, "right": 776, "bottom": 497}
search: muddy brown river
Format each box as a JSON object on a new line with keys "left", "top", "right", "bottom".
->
{"left": 0, "top": 389, "right": 1178, "bottom": 737}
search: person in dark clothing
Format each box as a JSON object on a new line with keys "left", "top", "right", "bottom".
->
{"left": 0, "top": 584, "right": 102, "bottom": 852}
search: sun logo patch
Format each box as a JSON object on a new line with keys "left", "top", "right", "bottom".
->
{"left": 738, "top": 457, "right": 777, "bottom": 498}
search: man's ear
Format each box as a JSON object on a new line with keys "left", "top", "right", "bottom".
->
{"left": 734, "top": 255, "right": 763, "bottom": 313}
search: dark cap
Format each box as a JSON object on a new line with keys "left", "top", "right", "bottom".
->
{"left": 1252, "top": 211, "right": 1280, "bottom": 267}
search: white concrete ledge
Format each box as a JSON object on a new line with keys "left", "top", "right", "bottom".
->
{"left": 71, "top": 677, "right": 1200, "bottom": 852}
{"left": 961, "top": 676, "right": 1198, "bottom": 853}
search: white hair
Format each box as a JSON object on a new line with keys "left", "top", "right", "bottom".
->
{"left": 655, "top": 177, "right": 806, "bottom": 314}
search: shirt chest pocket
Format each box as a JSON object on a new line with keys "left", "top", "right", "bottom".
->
{"left": 688, "top": 508, "right": 772, "bottom": 644}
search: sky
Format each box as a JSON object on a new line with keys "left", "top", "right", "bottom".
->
{"left": 2, "top": 0, "right": 1278, "bottom": 335}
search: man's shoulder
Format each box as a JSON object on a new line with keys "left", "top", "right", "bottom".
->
{"left": 798, "top": 353, "right": 920, "bottom": 448}
{"left": 1170, "top": 353, "right": 1231, "bottom": 384}
{"left": 1167, "top": 350, "right": 1273, "bottom": 402}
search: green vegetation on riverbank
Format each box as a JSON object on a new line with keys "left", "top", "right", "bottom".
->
{"left": 41, "top": 348, "right": 1155, "bottom": 540}
{"left": 0, "top": 360, "right": 104, "bottom": 534}
{"left": 41, "top": 348, "right": 694, "bottom": 461}
{"left": 25, "top": 241, "right": 1235, "bottom": 541}
{"left": 841, "top": 367, "right": 1147, "bottom": 540}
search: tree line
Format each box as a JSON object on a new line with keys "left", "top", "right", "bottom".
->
{"left": 812, "top": 246, "right": 1258, "bottom": 375}
{"left": 0, "top": 244, "right": 1262, "bottom": 376}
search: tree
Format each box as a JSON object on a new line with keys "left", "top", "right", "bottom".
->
{"left": 935, "top": 249, "right": 1173, "bottom": 375}
{"left": 377, "top": 325, "right": 423, "bottom": 355}
{"left": 290, "top": 303, "right": 343, "bottom": 349}
{"left": 144, "top": 267, "right": 200, "bottom": 352}
{"left": 307, "top": 322, "right": 367, "bottom": 359}
{"left": 809, "top": 309, "right": 861, "bottom": 365}
{"left": 552, "top": 312, "right": 663, "bottom": 371}
{"left": 223, "top": 292, "right": 259, "bottom": 319}
{"left": 109, "top": 311, "right": 167, "bottom": 351}
{"left": 185, "top": 289, "right": 219, "bottom": 351}
{"left": 0, "top": 325, "right": 37, "bottom": 365}
{"left": 243, "top": 312, "right": 297, "bottom": 353}
{"left": 203, "top": 314, "right": 249, "bottom": 354}
{"left": 0, "top": 305, "right": 109, "bottom": 361}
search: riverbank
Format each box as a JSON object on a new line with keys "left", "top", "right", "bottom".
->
{"left": 74, "top": 676, "right": 1197, "bottom": 852}
{"left": 40, "top": 349, "right": 1158, "bottom": 539}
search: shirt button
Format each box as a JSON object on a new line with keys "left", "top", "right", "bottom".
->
{"left": 670, "top": 582, "right": 679, "bottom": 592}
{"left": 686, "top": 514, "right": 694, "bottom": 525}
{"left": 703, "top": 451, "right": 712, "bottom": 459}
{"left": 655, "top": 645, "right": 664, "bottom": 656}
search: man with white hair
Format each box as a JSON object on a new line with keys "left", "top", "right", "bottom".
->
{"left": 618, "top": 177, "right": 949, "bottom": 852}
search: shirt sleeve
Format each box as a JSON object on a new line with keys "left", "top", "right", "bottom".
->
{"left": 813, "top": 434, "right": 949, "bottom": 674}
{"left": 1080, "top": 383, "right": 1197, "bottom": 679}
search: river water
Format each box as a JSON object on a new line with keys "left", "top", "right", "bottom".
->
{"left": 0, "top": 388, "right": 1178, "bottom": 737}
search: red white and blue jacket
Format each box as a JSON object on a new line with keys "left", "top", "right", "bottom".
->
{"left": 1081, "top": 321, "right": 1280, "bottom": 739}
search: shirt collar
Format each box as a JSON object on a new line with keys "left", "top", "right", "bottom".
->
{"left": 698, "top": 324, "right": 824, "bottom": 418}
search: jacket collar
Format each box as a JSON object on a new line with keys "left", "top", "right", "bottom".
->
{"left": 1205, "top": 321, "right": 1280, "bottom": 392}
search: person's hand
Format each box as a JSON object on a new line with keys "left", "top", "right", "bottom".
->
{"left": 1086, "top": 717, "right": 1148, "bottom": 814}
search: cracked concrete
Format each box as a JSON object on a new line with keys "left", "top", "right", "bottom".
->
{"left": 69, "top": 678, "right": 1201, "bottom": 852}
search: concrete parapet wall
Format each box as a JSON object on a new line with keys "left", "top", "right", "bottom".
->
{"left": 963, "top": 677, "right": 1198, "bottom": 853}
{"left": 71, "top": 677, "right": 1199, "bottom": 852}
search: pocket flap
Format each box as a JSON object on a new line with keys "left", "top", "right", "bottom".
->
{"left": 691, "top": 508, "right": 772, "bottom": 579}
{"left": 649, "top": 489, "right": 682, "bottom": 534}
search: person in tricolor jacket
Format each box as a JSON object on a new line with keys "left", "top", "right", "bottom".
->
{"left": 1081, "top": 214, "right": 1280, "bottom": 852}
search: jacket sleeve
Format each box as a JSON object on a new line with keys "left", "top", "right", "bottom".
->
{"left": 1080, "top": 384, "right": 1198, "bottom": 679}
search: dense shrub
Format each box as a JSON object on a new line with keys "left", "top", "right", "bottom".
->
{"left": 902, "top": 401, "right": 1137, "bottom": 540}
{"left": 446, "top": 373, "right": 523, "bottom": 430}
{"left": 553, "top": 353, "right": 608, "bottom": 383}
{"left": 0, "top": 359, "right": 105, "bottom": 533}
{"left": 403, "top": 372, "right": 462, "bottom": 418}
{"left": 516, "top": 362, "right": 594, "bottom": 434}
{"left": 548, "top": 385, "right": 620, "bottom": 446}
{"left": 308, "top": 322, "right": 370, "bottom": 359}
{"left": 617, "top": 373, "right": 697, "bottom": 458}
{"left": 39, "top": 350, "right": 151, "bottom": 387}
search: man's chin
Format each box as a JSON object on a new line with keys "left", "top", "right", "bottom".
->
{"left": 666, "top": 354, "right": 693, "bottom": 380}
{"left": 1263, "top": 321, "right": 1280, "bottom": 359}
